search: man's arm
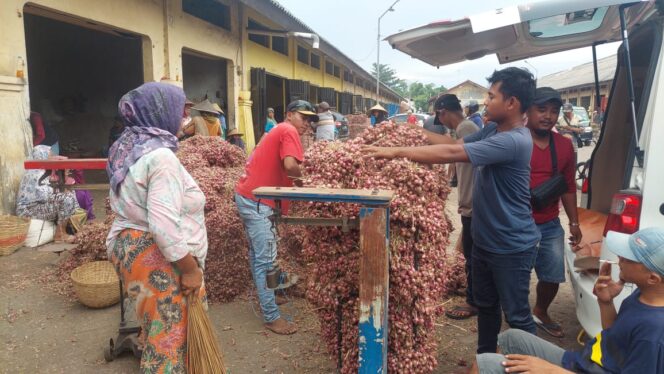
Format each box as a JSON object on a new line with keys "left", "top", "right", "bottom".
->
{"left": 283, "top": 156, "right": 303, "bottom": 187}
{"left": 418, "top": 126, "right": 460, "bottom": 145}
{"left": 561, "top": 193, "right": 582, "bottom": 247}
{"left": 362, "top": 144, "right": 468, "bottom": 164}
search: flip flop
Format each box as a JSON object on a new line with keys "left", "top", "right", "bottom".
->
{"left": 533, "top": 315, "right": 565, "bottom": 338}
{"left": 445, "top": 305, "right": 478, "bottom": 320}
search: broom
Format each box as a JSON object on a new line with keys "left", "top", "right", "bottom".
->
{"left": 187, "top": 294, "right": 227, "bottom": 374}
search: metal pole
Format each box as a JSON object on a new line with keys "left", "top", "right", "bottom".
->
{"left": 376, "top": 0, "right": 400, "bottom": 102}
{"left": 592, "top": 44, "right": 601, "bottom": 114}
{"left": 618, "top": 4, "right": 641, "bottom": 150}
{"left": 376, "top": 18, "right": 381, "bottom": 100}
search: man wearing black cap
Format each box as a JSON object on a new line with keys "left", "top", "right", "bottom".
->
{"left": 426, "top": 94, "right": 481, "bottom": 321}
{"left": 363, "top": 67, "right": 540, "bottom": 354}
{"left": 526, "top": 87, "right": 581, "bottom": 338}
{"left": 235, "top": 100, "right": 318, "bottom": 335}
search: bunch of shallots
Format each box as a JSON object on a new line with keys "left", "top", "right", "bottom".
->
{"left": 177, "top": 136, "right": 251, "bottom": 303}
{"left": 289, "top": 123, "right": 454, "bottom": 373}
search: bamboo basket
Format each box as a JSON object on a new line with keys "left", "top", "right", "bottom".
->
{"left": 70, "top": 261, "right": 120, "bottom": 308}
{"left": 0, "top": 215, "right": 30, "bottom": 256}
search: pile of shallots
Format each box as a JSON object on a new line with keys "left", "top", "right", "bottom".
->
{"left": 290, "top": 123, "right": 454, "bottom": 373}
{"left": 176, "top": 135, "right": 251, "bottom": 302}
{"left": 58, "top": 136, "right": 251, "bottom": 303}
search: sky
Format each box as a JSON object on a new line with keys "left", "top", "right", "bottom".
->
{"left": 275, "top": 0, "right": 620, "bottom": 89}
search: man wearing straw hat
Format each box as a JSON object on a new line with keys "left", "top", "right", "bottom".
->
{"left": 226, "top": 127, "right": 246, "bottom": 152}
{"left": 369, "top": 103, "right": 388, "bottom": 126}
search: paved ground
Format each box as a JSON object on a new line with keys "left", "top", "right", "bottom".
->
{"left": 0, "top": 144, "right": 595, "bottom": 373}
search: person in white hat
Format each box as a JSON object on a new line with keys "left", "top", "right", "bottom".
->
{"left": 471, "top": 227, "right": 664, "bottom": 373}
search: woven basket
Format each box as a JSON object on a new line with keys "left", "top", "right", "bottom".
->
{"left": 71, "top": 261, "right": 120, "bottom": 308}
{"left": 0, "top": 215, "right": 30, "bottom": 256}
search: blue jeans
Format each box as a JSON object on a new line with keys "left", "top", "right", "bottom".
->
{"left": 234, "top": 193, "right": 280, "bottom": 323}
{"left": 534, "top": 218, "right": 566, "bottom": 283}
{"left": 476, "top": 329, "right": 565, "bottom": 373}
{"left": 472, "top": 245, "right": 538, "bottom": 353}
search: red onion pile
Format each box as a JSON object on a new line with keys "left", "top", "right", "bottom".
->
{"left": 58, "top": 136, "right": 250, "bottom": 303}
{"left": 290, "top": 123, "right": 455, "bottom": 373}
{"left": 176, "top": 135, "right": 251, "bottom": 303}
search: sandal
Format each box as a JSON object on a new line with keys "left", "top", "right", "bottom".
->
{"left": 533, "top": 315, "right": 565, "bottom": 338}
{"left": 264, "top": 318, "right": 297, "bottom": 335}
{"left": 445, "top": 305, "right": 478, "bottom": 320}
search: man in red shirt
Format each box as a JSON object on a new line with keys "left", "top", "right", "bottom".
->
{"left": 234, "top": 100, "right": 318, "bottom": 335}
{"left": 526, "top": 87, "right": 582, "bottom": 338}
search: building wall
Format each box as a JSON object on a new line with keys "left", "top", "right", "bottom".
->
{"left": 559, "top": 82, "right": 612, "bottom": 111}
{"left": 447, "top": 82, "right": 487, "bottom": 105}
{"left": 0, "top": 0, "right": 242, "bottom": 215}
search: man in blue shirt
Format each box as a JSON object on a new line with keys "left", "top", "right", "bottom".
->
{"left": 465, "top": 100, "right": 484, "bottom": 130}
{"left": 471, "top": 227, "right": 664, "bottom": 373}
{"left": 362, "top": 67, "right": 540, "bottom": 353}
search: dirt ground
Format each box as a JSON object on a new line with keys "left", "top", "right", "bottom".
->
{"left": 0, "top": 146, "right": 594, "bottom": 374}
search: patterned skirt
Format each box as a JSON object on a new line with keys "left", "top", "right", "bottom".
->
{"left": 109, "top": 229, "right": 206, "bottom": 374}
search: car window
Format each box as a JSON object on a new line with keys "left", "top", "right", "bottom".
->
{"left": 573, "top": 108, "right": 589, "bottom": 121}
{"left": 391, "top": 115, "right": 408, "bottom": 123}
{"left": 528, "top": 7, "right": 609, "bottom": 38}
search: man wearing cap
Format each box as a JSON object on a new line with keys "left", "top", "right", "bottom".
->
{"left": 465, "top": 100, "right": 484, "bottom": 130}
{"left": 526, "top": 87, "right": 581, "bottom": 338}
{"left": 234, "top": 100, "right": 319, "bottom": 335}
{"left": 470, "top": 227, "right": 664, "bottom": 374}
{"left": 313, "top": 101, "right": 336, "bottom": 141}
{"left": 363, "top": 67, "right": 540, "bottom": 354}
{"left": 557, "top": 103, "right": 584, "bottom": 153}
{"left": 424, "top": 94, "right": 481, "bottom": 321}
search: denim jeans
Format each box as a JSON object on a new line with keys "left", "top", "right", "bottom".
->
{"left": 234, "top": 193, "right": 280, "bottom": 323}
{"left": 472, "top": 245, "right": 538, "bottom": 353}
{"left": 534, "top": 217, "right": 566, "bottom": 283}
{"left": 461, "top": 215, "right": 475, "bottom": 306}
{"left": 476, "top": 329, "right": 566, "bottom": 373}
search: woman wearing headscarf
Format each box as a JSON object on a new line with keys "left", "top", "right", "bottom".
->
{"left": 105, "top": 82, "right": 207, "bottom": 373}
{"left": 16, "top": 145, "right": 79, "bottom": 243}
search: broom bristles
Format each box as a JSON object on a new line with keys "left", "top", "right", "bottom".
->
{"left": 187, "top": 294, "right": 227, "bottom": 374}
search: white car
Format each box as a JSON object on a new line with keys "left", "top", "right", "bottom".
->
{"left": 387, "top": 0, "right": 664, "bottom": 337}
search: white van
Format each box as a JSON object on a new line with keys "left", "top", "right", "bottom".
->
{"left": 386, "top": 0, "right": 664, "bottom": 337}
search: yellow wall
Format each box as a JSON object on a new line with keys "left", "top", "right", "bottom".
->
{"left": 0, "top": 0, "right": 243, "bottom": 214}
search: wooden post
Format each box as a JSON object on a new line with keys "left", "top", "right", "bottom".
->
{"left": 358, "top": 206, "right": 389, "bottom": 373}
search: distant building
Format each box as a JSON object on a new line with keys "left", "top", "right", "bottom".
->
{"left": 538, "top": 54, "right": 616, "bottom": 112}
{"left": 427, "top": 79, "right": 486, "bottom": 113}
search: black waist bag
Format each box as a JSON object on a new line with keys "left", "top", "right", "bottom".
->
{"left": 531, "top": 135, "right": 568, "bottom": 211}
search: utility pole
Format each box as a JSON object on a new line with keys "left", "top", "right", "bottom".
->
{"left": 376, "top": 0, "right": 400, "bottom": 101}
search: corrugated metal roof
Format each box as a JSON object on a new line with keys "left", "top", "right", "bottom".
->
{"left": 240, "top": 0, "right": 403, "bottom": 100}
{"left": 537, "top": 54, "right": 617, "bottom": 90}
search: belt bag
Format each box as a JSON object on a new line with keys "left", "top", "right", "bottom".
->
{"left": 531, "top": 135, "right": 568, "bottom": 211}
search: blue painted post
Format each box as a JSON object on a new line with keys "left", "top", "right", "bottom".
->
{"left": 358, "top": 206, "right": 389, "bottom": 373}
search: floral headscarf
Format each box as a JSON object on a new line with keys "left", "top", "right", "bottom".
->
{"left": 16, "top": 145, "right": 52, "bottom": 208}
{"left": 107, "top": 82, "right": 185, "bottom": 192}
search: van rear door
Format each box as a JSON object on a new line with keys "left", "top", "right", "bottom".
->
{"left": 385, "top": 0, "right": 655, "bottom": 67}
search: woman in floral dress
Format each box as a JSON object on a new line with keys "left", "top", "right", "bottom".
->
{"left": 106, "top": 82, "right": 207, "bottom": 373}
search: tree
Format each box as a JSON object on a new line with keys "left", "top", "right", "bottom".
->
{"left": 371, "top": 63, "right": 408, "bottom": 96}
{"left": 407, "top": 82, "right": 446, "bottom": 112}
